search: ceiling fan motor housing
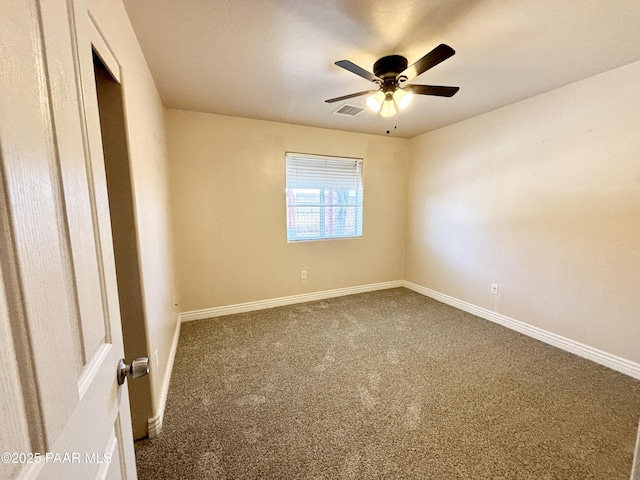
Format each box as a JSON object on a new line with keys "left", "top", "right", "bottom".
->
{"left": 373, "top": 55, "right": 408, "bottom": 85}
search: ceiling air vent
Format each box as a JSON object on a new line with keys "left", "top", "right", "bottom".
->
{"left": 332, "top": 104, "right": 364, "bottom": 117}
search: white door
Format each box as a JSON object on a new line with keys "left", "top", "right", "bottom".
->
{"left": 0, "top": 0, "right": 137, "bottom": 479}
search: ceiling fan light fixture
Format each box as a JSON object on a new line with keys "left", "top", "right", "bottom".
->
{"left": 366, "top": 91, "right": 385, "bottom": 111}
{"left": 326, "top": 44, "right": 458, "bottom": 118}
{"left": 393, "top": 88, "right": 413, "bottom": 110}
{"left": 380, "top": 95, "right": 396, "bottom": 117}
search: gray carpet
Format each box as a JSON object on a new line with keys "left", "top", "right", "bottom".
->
{"left": 135, "top": 288, "right": 640, "bottom": 479}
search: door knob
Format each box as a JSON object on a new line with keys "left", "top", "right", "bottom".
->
{"left": 117, "top": 357, "right": 149, "bottom": 385}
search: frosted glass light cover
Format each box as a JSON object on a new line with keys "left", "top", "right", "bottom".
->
{"left": 366, "top": 91, "right": 385, "bottom": 111}
{"left": 380, "top": 97, "right": 396, "bottom": 117}
{"left": 393, "top": 88, "right": 413, "bottom": 109}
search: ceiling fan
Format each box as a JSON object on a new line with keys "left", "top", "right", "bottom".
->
{"left": 325, "top": 44, "right": 459, "bottom": 117}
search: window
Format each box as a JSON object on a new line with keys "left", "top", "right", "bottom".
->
{"left": 285, "top": 153, "right": 363, "bottom": 242}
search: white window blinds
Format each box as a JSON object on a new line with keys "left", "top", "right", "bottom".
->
{"left": 285, "top": 153, "right": 363, "bottom": 242}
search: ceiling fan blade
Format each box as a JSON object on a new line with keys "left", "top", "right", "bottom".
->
{"left": 398, "top": 44, "right": 455, "bottom": 82}
{"left": 325, "top": 90, "right": 378, "bottom": 103}
{"left": 335, "top": 60, "right": 380, "bottom": 83}
{"left": 404, "top": 84, "right": 460, "bottom": 97}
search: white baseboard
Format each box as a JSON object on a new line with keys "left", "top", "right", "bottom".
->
{"left": 147, "top": 316, "right": 181, "bottom": 438}
{"left": 179, "top": 280, "right": 404, "bottom": 322}
{"left": 402, "top": 281, "right": 640, "bottom": 380}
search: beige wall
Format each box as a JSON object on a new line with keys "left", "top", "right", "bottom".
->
{"left": 166, "top": 109, "right": 407, "bottom": 312}
{"left": 89, "top": 0, "right": 178, "bottom": 420}
{"left": 405, "top": 60, "right": 640, "bottom": 364}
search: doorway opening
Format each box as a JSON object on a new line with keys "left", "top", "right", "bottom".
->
{"left": 92, "top": 51, "right": 151, "bottom": 440}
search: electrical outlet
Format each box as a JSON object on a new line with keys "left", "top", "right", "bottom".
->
{"left": 491, "top": 283, "right": 499, "bottom": 295}
{"left": 301, "top": 270, "right": 307, "bottom": 279}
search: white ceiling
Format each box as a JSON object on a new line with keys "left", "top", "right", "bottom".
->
{"left": 123, "top": 0, "right": 640, "bottom": 138}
